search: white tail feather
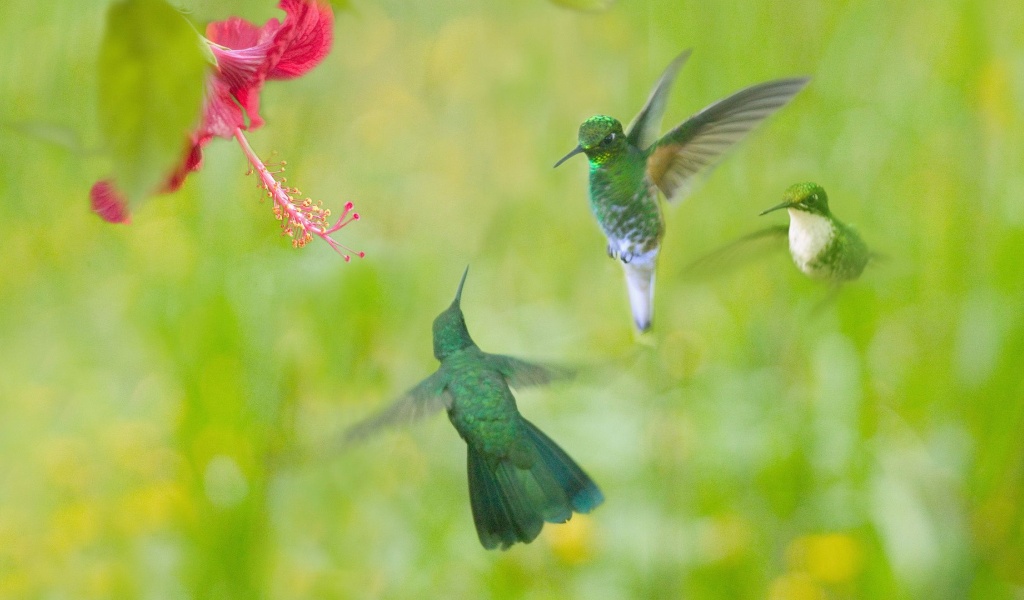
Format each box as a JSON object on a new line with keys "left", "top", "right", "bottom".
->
{"left": 622, "top": 261, "right": 656, "bottom": 332}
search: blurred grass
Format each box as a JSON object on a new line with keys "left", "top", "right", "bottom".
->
{"left": 1, "top": 0, "right": 1022, "bottom": 598}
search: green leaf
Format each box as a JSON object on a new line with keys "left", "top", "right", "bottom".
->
{"left": 550, "top": 0, "right": 616, "bottom": 12}
{"left": 98, "top": 0, "right": 208, "bottom": 203}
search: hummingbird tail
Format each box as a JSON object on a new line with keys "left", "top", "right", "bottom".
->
{"left": 622, "top": 261, "right": 656, "bottom": 332}
{"left": 466, "top": 418, "right": 603, "bottom": 550}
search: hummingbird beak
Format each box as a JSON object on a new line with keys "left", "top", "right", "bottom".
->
{"left": 553, "top": 145, "right": 584, "bottom": 168}
{"left": 759, "top": 201, "right": 794, "bottom": 216}
{"left": 453, "top": 265, "right": 469, "bottom": 307}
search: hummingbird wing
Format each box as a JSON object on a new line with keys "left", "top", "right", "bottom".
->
{"left": 486, "top": 354, "right": 574, "bottom": 389}
{"left": 681, "top": 225, "right": 788, "bottom": 280}
{"left": 646, "top": 77, "right": 810, "bottom": 204}
{"left": 624, "top": 49, "right": 692, "bottom": 151}
{"left": 343, "top": 371, "right": 452, "bottom": 443}
{"left": 830, "top": 221, "right": 872, "bottom": 281}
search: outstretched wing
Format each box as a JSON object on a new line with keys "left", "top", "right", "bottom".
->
{"left": 625, "top": 49, "right": 692, "bottom": 151}
{"left": 343, "top": 371, "right": 452, "bottom": 444}
{"left": 647, "top": 77, "right": 810, "bottom": 204}
{"left": 486, "top": 354, "right": 575, "bottom": 389}
{"left": 681, "top": 225, "right": 789, "bottom": 280}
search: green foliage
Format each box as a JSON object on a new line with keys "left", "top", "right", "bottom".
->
{"left": 0, "top": 0, "right": 1022, "bottom": 598}
{"left": 98, "top": 0, "right": 207, "bottom": 202}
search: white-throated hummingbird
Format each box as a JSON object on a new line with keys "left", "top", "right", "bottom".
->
{"left": 760, "top": 182, "right": 871, "bottom": 282}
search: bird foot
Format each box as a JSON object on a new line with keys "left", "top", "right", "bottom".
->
{"left": 606, "top": 245, "right": 635, "bottom": 264}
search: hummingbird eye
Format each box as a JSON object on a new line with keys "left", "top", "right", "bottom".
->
{"left": 601, "top": 132, "right": 616, "bottom": 146}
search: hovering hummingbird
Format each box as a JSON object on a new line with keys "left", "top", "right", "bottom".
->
{"left": 759, "top": 182, "right": 871, "bottom": 282}
{"left": 554, "top": 49, "right": 809, "bottom": 332}
{"left": 345, "top": 267, "right": 603, "bottom": 550}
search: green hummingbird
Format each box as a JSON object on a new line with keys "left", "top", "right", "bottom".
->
{"left": 759, "top": 182, "right": 871, "bottom": 282}
{"left": 554, "top": 49, "right": 809, "bottom": 332}
{"left": 346, "top": 267, "right": 603, "bottom": 550}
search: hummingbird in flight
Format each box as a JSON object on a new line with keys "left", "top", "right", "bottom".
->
{"left": 681, "top": 182, "right": 874, "bottom": 302}
{"left": 345, "top": 267, "right": 603, "bottom": 550}
{"left": 759, "top": 182, "right": 871, "bottom": 282}
{"left": 554, "top": 49, "right": 809, "bottom": 332}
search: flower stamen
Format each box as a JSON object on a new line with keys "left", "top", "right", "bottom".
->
{"left": 233, "top": 127, "right": 364, "bottom": 261}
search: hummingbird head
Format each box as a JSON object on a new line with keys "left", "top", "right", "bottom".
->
{"left": 760, "top": 182, "right": 831, "bottom": 217}
{"left": 432, "top": 266, "right": 476, "bottom": 360}
{"left": 553, "top": 115, "right": 626, "bottom": 168}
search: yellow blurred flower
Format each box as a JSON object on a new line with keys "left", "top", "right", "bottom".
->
{"left": 545, "top": 514, "right": 598, "bottom": 564}
{"left": 769, "top": 572, "right": 825, "bottom": 600}
{"left": 978, "top": 59, "right": 1013, "bottom": 134}
{"left": 114, "top": 481, "right": 184, "bottom": 536}
{"left": 47, "top": 502, "right": 100, "bottom": 554}
{"left": 787, "top": 532, "right": 864, "bottom": 584}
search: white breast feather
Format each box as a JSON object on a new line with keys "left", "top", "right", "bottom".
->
{"left": 788, "top": 209, "right": 834, "bottom": 276}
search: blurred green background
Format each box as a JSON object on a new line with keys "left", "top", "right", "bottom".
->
{"left": 1, "top": 0, "right": 1022, "bottom": 597}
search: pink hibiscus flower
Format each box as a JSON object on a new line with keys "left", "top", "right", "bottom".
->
{"left": 91, "top": 0, "right": 363, "bottom": 260}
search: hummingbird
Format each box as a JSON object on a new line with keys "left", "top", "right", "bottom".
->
{"left": 345, "top": 267, "right": 603, "bottom": 550}
{"left": 759, "top": 182, "right": 871, "bottom": 282}
{"left": 554, "top": 49, "right": 809, "bottom": 332}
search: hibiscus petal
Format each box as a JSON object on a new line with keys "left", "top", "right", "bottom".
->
{"left": 207, "top": 12, "right": 280, "bottom": 94}
{"left": 206, "top": 16, "right": 269, "bottom": 50}
{"left": 201, "top": 76, "right": 261, "bottom": 138}
{"left": 90, "top": 180, "right": 131, "bottom": 224}
{"left": 233, "top": 86, "right": 265, "bottom": 131}
{"left": 266, "top": 0, "right": 333, "bottom": 80}
{"left": 164, "top": 137, "right": 209, "bottom": 193}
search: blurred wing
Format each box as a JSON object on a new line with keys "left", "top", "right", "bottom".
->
{"left": 625, "top": 49, "right": 692, "bottom": 151}
{"left": 3, "top": 120, "right": 89, "bottom": 154}
{"left": 681, "top": 225, "right": 789, "bottom": 280}
{"left": 868, "top": 250, "right": 888, "bottom": 264}
{"left": 647, "top": 77, "right": 810, "bottom": 204}
{"left": 487, "top": 354, "right": 575, "bottom": 389}
{"left": 343, "top": 371, "right": 452, "bottom": 443}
